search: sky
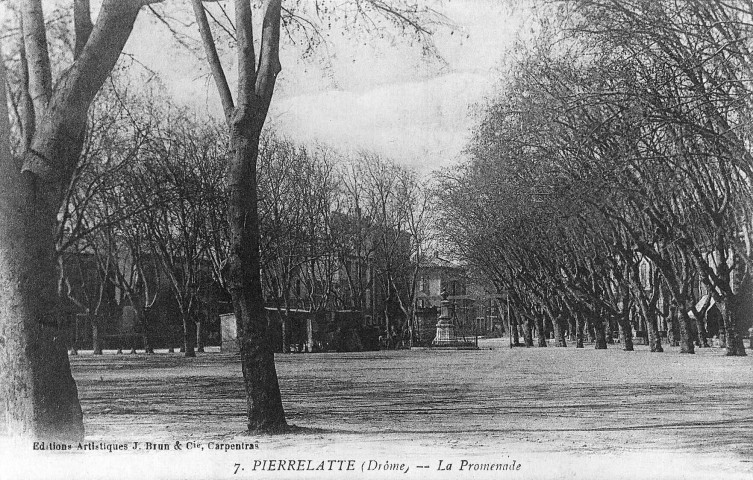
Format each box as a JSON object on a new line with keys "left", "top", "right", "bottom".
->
{"left": 121, "top": 0, "right": 530, "bottom": 174}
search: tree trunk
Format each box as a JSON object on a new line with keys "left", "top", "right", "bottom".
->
{"left": 0, "top": 61, "right": 83, "bottom": 439}
{"left": 617, "top": 310, "right": 634, "bottom": 351}
{"left": 142, "top": 307, "right": 154, "bottom": 354}
{"left": 0, "top": 179, "right": 85, "bottom": 440}
{"left": 182, "top": 315, "right": 195, "bottom": 357}
{"left": 554, "top": 314, "right": 567, "bottom": 347}
{"left": 717, "top": 308, "right": 727, "bottom": 348}
{"left": 568, "top": 314, "right": 576, "bottom": 342}
{"left": 227, "top": 115, "right": 286, "bottom": 433}
{"left": 92, "top": 315, "right": 103, "bottom": 355}
{"left": 645, "top": 308, "right": 663, "bottom": 352}
{"left": 720, "top": 298, "right": 746, "bottom": 356}
{"left": 575, "top": 313, "right": 585, "bottom": 348}
{"left": 511, "top": 311, "right": 521, "bottom": 346}
{"left": 187, "top": 0, "right": 290, "bottom": 433}
{"left": 667, "top": 305, "right": 680, "bottom": 347}
{"left": 676, "top": 301, "right": 695, "bottom": 354}
{"left": 197, "top": 319, "right": 204, "bottom": 353}
{"left": 605, "top": 313, "right": 614, "bottom": 344}
{"left": 522, "top": 314, "right": 534, "bottom": 347}
{"left": 587, "top": 320, "right": 596, "bottom": 343}
{"left": 593, "top": 318, "right": 607, "bottom": 350}
{"left": 592, "top": 314, "right": 607, "bottom": 350}
{"left": 694, "top": 313, "right": 710, "bottom": 348}
{"left": 280, "top": 310, "right": 289, "bottom": 353}
{"left": 535, "top": 315, "right": 547, "bottom": 347}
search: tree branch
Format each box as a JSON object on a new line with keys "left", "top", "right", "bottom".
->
{"left": 191, "top": 0, "right": 235, "bottom": 121}
{"left": 20, "top": 0, "right": 52, "bottom": 126}
{"left": 73, "top": 0, "right": 94, "bottom": 59}
{"left": 255, "top": 0, "right": 282, "bottom": 106}
{"left": 236, "top": 0, "right": 257, "bottom": 108}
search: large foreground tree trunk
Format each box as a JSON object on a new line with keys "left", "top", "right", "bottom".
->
{"left": 0, "top": 0, "right": 153, "bottom": 441}
{"left": 0, "top": 39, "right": 83, "bottom": 440}
{"left": 0, "top": 169, "right": 84, "bottom": 440}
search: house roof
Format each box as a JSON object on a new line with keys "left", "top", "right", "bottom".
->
{"left": 420, "top": 255, "right": 463, "bottom": 270}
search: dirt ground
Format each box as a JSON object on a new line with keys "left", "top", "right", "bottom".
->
{"left": 3, "top": 338, "right": 752, "bottom": 479}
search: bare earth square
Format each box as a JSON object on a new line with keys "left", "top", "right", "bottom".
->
{"left": 4, "top": 338, "right": 750, "bottom": 479}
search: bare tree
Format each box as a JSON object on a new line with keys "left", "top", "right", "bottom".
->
{"left": 186, "top": 0, "right": 444, "bottom": 431}
{"left": 0, "top": 0, "right": 161, "bottom": 441}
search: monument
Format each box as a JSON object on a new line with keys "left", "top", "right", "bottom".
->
{"left": 430, "top": 289, "right": 479, "bottom": 349}
{"left": 432, "top": 289, "right": 457, "bottom": 346}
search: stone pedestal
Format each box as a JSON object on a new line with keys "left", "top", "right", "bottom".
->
{"left": 433, "top": 317, "right": 455, "bottom": 345}
{"left": 220, "top": 313, "right": 239, "bottom": 353}
{"left": 433, "top": 290, "right": 456, "bottom": 346}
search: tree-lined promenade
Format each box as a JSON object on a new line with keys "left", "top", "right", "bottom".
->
{"left": 1, "top": 0, "right": 751, "bottom": 453}
{"left": 438, "top": 0, "right": 753, "bottom": 357}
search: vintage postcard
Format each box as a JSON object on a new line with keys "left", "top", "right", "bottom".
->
{"left": 1, "top": 1, "right": 751, "bottom": 479}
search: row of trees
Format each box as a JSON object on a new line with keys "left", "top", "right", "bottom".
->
{"left": 438, "top": 0, "right": 752, "bottom": 356}
{"left": 55, "top": 77, "right": 432, "bottom": 358}
{"left": 58, "top": 79, "right": 225, "bottom": 357}
{"left": 259, "top": 143, "right": 433, "bottom": 350}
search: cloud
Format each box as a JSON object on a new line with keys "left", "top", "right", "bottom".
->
{"left": 271, "top": 71, "right": 492, "bottom": 173}
{"left": 120, "top": 0, "right": 526, "bottom": 175}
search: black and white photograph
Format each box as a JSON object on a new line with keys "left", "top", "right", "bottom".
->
{"left": 0, "top": 1, "right": 752, "bottom": 479}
